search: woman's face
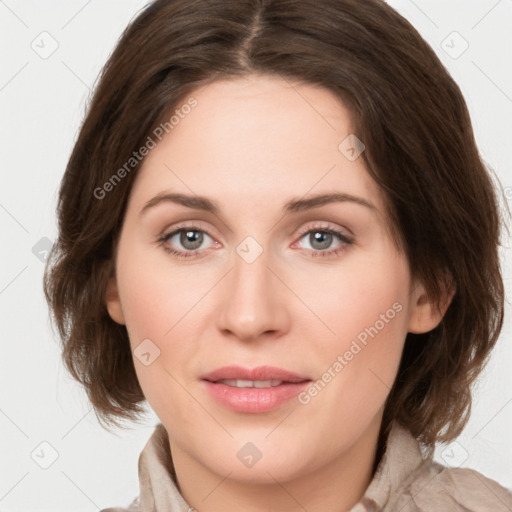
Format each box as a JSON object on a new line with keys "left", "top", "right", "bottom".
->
{"left": 106, "top": 74, "right": 439, "bottom": 485}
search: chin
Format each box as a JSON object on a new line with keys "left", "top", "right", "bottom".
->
{"left": 200, "top": 440, "right": 315, "bottom": 484}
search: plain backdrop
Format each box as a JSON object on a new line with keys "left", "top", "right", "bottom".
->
{"left": 0, "top": 0, "right": 511, "bottom": 510}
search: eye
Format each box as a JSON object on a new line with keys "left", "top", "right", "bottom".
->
{"left": 158, "top": 222, "right": 354, "bottom": 260}
{"left": 294, "top": 224, "right": 354, "bottom": 258}
{"left": 158, "top": 224, "right": 217, "bottom": 259}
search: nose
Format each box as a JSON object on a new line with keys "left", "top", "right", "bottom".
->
{"left": 216, "top": 246, "right": 291, "bottom": 343}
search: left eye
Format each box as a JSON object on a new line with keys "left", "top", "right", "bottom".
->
{"left": 295, "top": 227, "right": 353, "bottom": 255}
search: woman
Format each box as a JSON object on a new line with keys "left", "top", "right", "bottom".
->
{"left": 43, "top": 0, "right": 512, "bottom": 510}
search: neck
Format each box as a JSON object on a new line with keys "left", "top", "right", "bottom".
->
{"left": 168, "top": 414, "right": 384, "bottom": 512}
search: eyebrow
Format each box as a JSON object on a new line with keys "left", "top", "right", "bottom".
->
{"left": 139, "top": 191, "right": 377, "bottom": 217}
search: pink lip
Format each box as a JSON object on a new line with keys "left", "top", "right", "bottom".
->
{"left": 201, "top": 365, "right": 311, "bottom": 413}
{"left": 201, "top": 365, "right": 310, "bottom": 383}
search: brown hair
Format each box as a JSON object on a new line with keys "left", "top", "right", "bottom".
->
{"left": 43, "top": 0, "right": 507, "bottom": 452}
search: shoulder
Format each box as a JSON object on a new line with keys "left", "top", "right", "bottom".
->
{"left": 392, "top": 459, "right": 512, "bottom": 511}
{"left": 365, "top": 421, "right": 512, "bottom": 512}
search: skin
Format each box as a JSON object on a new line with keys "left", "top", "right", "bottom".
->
{"left": 105, "top": 74, "right": 453, "bottom": 512}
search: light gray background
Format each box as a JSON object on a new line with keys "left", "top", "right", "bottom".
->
{"left": 0, "top": 0, "right": 511, "bottom": 510}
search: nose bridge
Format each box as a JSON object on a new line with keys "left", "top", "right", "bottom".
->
{"left": 216, "top": 238, "right": 288, "bottom": 341}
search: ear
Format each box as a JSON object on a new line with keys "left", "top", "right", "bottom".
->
{"left": 407, "top": 273, "right": 456, "bottom": 334}
{"left": 105, "top": 275, "right": 126, "bottom": 325}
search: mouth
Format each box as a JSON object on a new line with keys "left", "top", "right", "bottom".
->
{"left": 209, "top": 379, "right": 292, "bottom": 388}
{"left": 201, "top": 365, "right": 311, "bottom": 384}
{"left": 201, "top": 366, "right": 312, "bottom": 413}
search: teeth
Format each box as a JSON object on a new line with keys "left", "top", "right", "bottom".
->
{"left": 216, "top": 379, "right": 283, "bottom": 388}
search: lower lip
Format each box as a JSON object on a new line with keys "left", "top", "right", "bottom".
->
{"left": 202, "top": 380, "right": 311, "bottom": 413}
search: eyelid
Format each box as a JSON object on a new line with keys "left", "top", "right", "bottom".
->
{"left": 158, "top": 219, "right": 220, "bottom": 240}
{"left": 294, "top": 221, "right": 354, "bottom": 241}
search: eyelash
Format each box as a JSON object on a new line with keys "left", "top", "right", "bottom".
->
{"left": 157, "top": 222, "right": 354, "bottom": 260}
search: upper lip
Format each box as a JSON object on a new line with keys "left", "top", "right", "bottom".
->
{"left": 201, "top": 365, "right": 311, "bottom": 383}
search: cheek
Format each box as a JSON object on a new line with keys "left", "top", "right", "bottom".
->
{"left": 116, "top": 234, "right": 198, "bottom": 341}
{"left": 297, "top": 251, "right": 410, "bottom": 348}
{"left": 119, "top": 267, "right": 200, "bottom": 426}
{"left": 295, "top": 253, "right": 409, "bottom": 413}
{"left": 115, "top": 239, "right": 212, "bottom": 414}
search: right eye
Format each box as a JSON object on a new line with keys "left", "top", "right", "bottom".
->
{"left": 158, "top": 225, "right": 218, "bottom": 259}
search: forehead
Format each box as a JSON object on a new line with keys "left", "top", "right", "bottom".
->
{"left": 127, "top": 74, "right": 385, "bottom": 218}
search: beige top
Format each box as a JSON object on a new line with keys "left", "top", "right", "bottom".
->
{"left": 102, "top": 421, "right": 512, "bottom": 511}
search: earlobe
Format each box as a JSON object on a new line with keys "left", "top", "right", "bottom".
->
{"left": 105, "top": 276, "right": 126, "bottom": 325}
{"left": 407, "top": 275, "right": 456, "bottom": 334}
